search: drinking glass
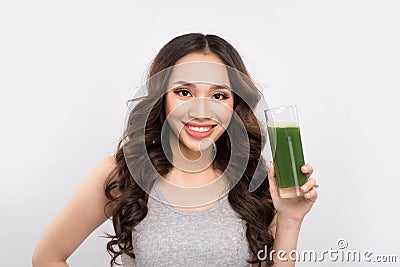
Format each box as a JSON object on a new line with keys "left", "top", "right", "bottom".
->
{"left": 264, "top": 105, "right": 307, "bottom": 198}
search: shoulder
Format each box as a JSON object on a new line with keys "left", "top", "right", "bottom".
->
{"left": 74, "top": 155, "right": 117, "bottom": 191}
{"left": 89, "top": 155, "right": 118, "bottom": 186}
{"left": 74, "top": 155, "right": 118, "bottom": 198}
{"left": 70, "top": 155, "right": 118, "bottom": 216}
{"left": 99, "top": 155, "right": 118, "bottom": 173}
{"left": 96, "top": 155, "right": 119, "bottom": 195}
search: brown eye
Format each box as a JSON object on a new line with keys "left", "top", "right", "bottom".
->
{"left": 212, "top": 93, "right": 229, "bottom": 100}
{"left": 175, "top": 89, "right": 192, "bottom": 97}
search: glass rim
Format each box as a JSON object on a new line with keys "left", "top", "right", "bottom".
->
{"left": 264, "top": 104, "right": 297, "bottom": 113}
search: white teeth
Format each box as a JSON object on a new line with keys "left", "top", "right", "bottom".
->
{"left": 187, "top": 125, "right": 212, "bottom": 133}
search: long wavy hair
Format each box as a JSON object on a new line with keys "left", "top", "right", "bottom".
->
{"left": 104, "top": 33, "right": 275, "bottom": 266}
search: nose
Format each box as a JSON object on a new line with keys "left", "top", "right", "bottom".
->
{"left": 188, "top": 98, "right": 212, "bottom": 119}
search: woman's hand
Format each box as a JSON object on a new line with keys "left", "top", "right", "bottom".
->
{"left": 268, "top": 163, "right": 318, "bottom": 224}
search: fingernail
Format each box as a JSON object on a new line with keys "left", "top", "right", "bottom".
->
{"left": 302, "top": 166, "right": 308, "bottom": 172}
{"left": 302, "top": 185, "right": 307, "bottom": 191}
{"left": 305, "top": 193, "right": 310, "bottom": 198}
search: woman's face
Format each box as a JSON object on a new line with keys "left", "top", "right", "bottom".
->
{"left": 165, "top": 52, "right": 234, "bottom": 154}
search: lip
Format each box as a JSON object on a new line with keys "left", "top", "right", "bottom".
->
{"left": 183, "top": 121, "right": 217, "bottom": 138}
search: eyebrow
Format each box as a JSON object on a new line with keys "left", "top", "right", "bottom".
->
{"left": 172, "top": 80, "right": 230, "bottom": 90}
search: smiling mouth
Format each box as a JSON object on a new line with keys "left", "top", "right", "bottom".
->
{"left": 186, "top": 125, "right": 214, "bottom": 132}
{"left": 183, "top": 122, "right": 217, "bottom": 136}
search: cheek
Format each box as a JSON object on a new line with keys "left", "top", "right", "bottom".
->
{"left": 165, "top": 95, "right": 187, "bottom": 122}
{"left": 215, "top": 100, "right": 234, "bottom": 128}
{"left": 219, "top": 109, "right": 234, "bottom": 128}
{"left": 165, "top": 93, "right": 182, "bottom": 118}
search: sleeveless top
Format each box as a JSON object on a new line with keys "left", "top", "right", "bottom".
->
{"left": 121, "top": 180, "right": 253, "bottom": 267}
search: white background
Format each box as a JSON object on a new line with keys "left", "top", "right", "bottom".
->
{"left": 1, "top": 0, "right": 399, "bottom": 266}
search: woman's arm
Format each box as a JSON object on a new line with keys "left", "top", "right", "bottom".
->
{"left": 267, "top": 163, "right": 318, "bottom": 266}
{"left": 270, "top": 214, "right": 302, "bottom": 266}
{"left": 32, "top": 156, "right": 117, "bottom": 267}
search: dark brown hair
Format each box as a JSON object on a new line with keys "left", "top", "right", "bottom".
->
{"left": 104, "top": 33, "right": 275, "bottom": 266}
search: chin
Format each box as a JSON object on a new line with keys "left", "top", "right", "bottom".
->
{"left": 179, "top": 135, "right": 216, "bottom": 151}
{"left": 181, "top": 141, "right": 209, "bottom": 152}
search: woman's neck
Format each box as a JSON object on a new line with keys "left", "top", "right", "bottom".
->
{"left": 168, "top": 132, "right": 215, "bottom": 174}
{"left": 160, "top": 133, "right": 227, "bottom": 207}
{"left": 164, "top": 165, "right": 221, "bottom": 187}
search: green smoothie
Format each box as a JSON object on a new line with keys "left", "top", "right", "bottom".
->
{"left": 268, "top": 126, "right": 307, "bottom": 189}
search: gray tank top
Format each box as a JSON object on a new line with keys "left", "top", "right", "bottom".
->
{"left": 121, "top": 181, "right": 252, "bottom": 267}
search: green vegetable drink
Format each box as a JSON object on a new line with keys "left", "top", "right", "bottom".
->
{"left": 265, "top": 105, "right": 307, "bottom": 198}
{"left": 268, "top": 126, "right": 307, "bottom": 197}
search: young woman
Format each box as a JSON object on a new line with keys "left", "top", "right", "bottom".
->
{"left": 32, "top": 33, "right": 318, "bottom": 267}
